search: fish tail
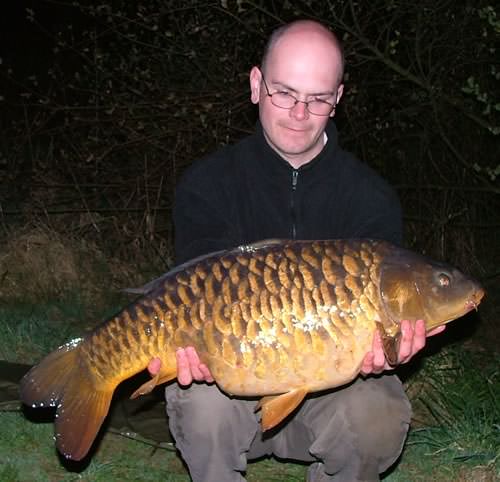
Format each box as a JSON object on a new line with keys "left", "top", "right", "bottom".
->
{"left": 20, "top": 339, "right": 114, "bottom": 461}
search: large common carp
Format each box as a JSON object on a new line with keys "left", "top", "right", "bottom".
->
{"left": 20, "top": 239, "right": 484, "bottom": 461}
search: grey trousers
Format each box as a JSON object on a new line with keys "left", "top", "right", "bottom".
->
{"left": 165, "top": 375, "right": 411, "bottom": 482}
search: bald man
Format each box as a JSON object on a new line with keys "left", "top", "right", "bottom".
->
{"left": 152, "top": 20, "right": 444, "bottom": 482}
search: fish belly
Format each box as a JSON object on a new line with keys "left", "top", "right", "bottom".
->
{"left": 205, "top": 321, "right": 375, "bottom": 397}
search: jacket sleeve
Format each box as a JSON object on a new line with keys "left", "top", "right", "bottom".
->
{"left": 173, "top": 165, "right": 239, "bottom": 264}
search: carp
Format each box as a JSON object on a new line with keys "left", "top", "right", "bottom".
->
{"left": 19, "top": 239, "right": 484, "bottom": 461}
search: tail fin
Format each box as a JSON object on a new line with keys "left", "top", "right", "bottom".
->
{"left": 20, "top": 338, "right": 114, "bottom": 460}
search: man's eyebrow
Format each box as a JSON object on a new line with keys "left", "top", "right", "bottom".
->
{"left": 270, "top": 80, "right": 335, "bottom": 97}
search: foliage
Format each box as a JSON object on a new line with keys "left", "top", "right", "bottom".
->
{"left": 0, "top": 296, "right": 90, "bottom": 363}
{"left": 0, "top": 411, "right": 190, "bottom": 481}
{"left": 408, "top": 348, "right": 499, "bottom": 469}
{"left": 0, "top": 224, "right": 165, "bottom": 306}
{"left": 0, "top": 0, "right": 498, "bottom": 273}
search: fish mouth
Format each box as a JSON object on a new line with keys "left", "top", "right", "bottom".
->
{"left": 428, "top": 287, "right": 485, "bottom": 331}
{"left": 465, "top": 300, "right": 479, "bottom": 313}
{"left": 465, "top": 287, "right": 485, "bottom": 313}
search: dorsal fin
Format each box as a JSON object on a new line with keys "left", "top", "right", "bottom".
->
{"left": 123, "top": 239, "right": 289, "bottom": 296}
{"left": 236, "top": 238, "right": 287, "bottom": 252}
{"left": 122, "top": 248, "right": 228, "bottom": 295}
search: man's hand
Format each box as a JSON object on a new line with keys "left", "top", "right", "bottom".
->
{"left": 147, "top": 347, "right": 214, "bottom": 387}
{"left": 361, "top": 319, "right": 446, "bottom": 375}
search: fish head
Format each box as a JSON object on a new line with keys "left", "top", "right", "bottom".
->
{"left": 379, "top": 249, "right": 485, "bottom": 332}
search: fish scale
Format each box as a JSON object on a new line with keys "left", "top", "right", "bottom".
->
{"left": 20, "top": 238, "right": 484, "bottom": 461}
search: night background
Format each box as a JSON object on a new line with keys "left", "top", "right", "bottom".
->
{"left": 0, "top": 1, "right": 498, "bottom": 480}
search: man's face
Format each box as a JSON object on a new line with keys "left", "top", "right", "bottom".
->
{"left": 250, "top": 28, "right": 344, "bottom": 168}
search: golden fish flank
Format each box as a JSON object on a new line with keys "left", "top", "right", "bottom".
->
{"left": 19, "top": 238, "right": 484, "bottom": 461}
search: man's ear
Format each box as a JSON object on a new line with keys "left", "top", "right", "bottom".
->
{"left": 249, "top": 66, "right": 262, "bottom": 104}
{"left": 330, "top": 83, "right": 344, "bottom": 117}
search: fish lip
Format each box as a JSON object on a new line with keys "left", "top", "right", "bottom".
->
{"left": 465, "top": 288, "right": 485, "bottom": 312}
{"left": 465, "top": 300, "right": 478, "bottom": 312}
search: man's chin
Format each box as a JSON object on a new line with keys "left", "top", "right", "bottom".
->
{"left": 264, "top": 130, "right": 320, "bottom": 162}
{"left": 276, "top": 141, "right": 313, "bottom": 157}
{"left": 273, "top": 134, "right": 310, "bottom": 153}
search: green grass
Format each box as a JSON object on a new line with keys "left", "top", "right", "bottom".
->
{"left": 0, "top": 294, "right": 130, "bottom": 363}
{"left": 0, "top": 411, "right": 187, "bottom": 481}
{"left": 0, "top": 411, "right": 308, "bottom": 481}
{"left": 1, "top": 294, "right": 498, "bottom": 481}
{"left": 418, "top": 364, "right": 498, "bottom": 472}
{"left": 385, "top": 348, "right": 500, "bottom": 481}
{"left": 0, "top": 302, "right": 83, "bottom": 364}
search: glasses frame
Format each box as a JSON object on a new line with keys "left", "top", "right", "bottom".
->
{"left": 259, "top": 70, "right": 337, "bottom": 116}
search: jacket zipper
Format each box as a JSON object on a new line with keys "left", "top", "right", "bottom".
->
{"left": 290, "top": 170, "right": 299, "bottom": 239}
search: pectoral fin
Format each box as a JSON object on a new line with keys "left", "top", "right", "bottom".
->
{"left": 130, "top": 368, "right": 176, "bottom": 399}
{"left": 256, "top": 387, "right": 308, "bottom": 431}
{"left": 376, "top": 321, "right": 401, "bottom": 366}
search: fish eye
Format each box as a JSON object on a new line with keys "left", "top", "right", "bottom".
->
{"left": 438, "top": 273, "right": 450, "bottom": 286}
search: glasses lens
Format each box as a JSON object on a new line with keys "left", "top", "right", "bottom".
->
{"left": 271, "top": 93, "right": 296, "bottom": 109}
{"left": 268, "top": 89, "right": 335, "bottom": 116}
{"left": 307, "top": 101, "right": 334, "bottom": 116}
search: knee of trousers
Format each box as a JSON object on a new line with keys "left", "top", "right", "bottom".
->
{"left": 308, "top": 376, "right": 412, "bottom": 475}
{"left": 165, "top": 383, "right": 259, "bottom": 463}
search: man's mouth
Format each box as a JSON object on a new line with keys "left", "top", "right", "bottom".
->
{"left": 282, "top": 125, "right": 308, "bottom": 133}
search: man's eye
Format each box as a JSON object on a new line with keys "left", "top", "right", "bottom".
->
{"left": 277, "top": 91, "right": 291, "bottom": 96}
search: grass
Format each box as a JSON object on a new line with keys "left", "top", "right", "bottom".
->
{"left": 385, "top": 348, "right": 500, "bottom": 481}
{"left": 0, "top": 302, "right": 82, "bottom": 364}
{"left": 0, "top": 411, "right": 307, "bottom": 481}
{"left": 0, "top": 411, "right": 187, "bottom": 481}
{"left": 0, "top": 293, "right": 133, "bottom": 363}
{"left": 1, "top": 293, "right": 498, "bottom": 481}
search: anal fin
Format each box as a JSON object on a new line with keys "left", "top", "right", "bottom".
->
{"left": 256, "top": 387, "right": 308, "bottom": 431}
{"left": 130, "top": 368, "right": 176, "bottom": 399}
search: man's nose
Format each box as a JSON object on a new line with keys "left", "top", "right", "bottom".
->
{"left": 290, "top": 100, "right": 309, "bottom": 120}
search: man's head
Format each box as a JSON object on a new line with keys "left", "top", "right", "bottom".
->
{"left": 250, "top": 20, "right": 344, "bottom": 168}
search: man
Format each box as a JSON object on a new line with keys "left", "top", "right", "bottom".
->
{"left": 150, "top": 19, "right": 444, "bottom": 481}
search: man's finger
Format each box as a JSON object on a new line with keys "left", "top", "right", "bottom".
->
{"left": 185, "top": 346, "right": 204, "bottom": 380}
{"left": 372, "top": 330, "right": 386, "bottom": 370}
{"left": 185, "top": 346, "right": 215, "bottom": 382}
{"left": 190, "top": 365, "right": 205, "bottom": 381}
{"left": 410, "top": 319, "right": 427, "bottom": 355}
{"left": 147, "top": 357, "right": 161, "bottom": 376}
{"left": 427, "top": 325, "right": 446, "bottom": 337}
{"left": 176, "top": 348, "right": 193, "bottom": 386}
{"left": 360, "top": 351, "right": 375, "bottom": 375}
{"left": 398, "top": 320, "right": 414, "bottom": 362}
{"left": 200, "top": 364, "right": 215, "bottom": 383}
{"left": 185, "top": 346, "right": 201, "bottom": 364}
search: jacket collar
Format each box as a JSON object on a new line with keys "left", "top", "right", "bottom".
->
{"left": 252, "top": 119, "right": 340, "bottom": 174}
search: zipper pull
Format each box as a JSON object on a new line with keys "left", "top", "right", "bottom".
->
{"left": 291, "top": 170, "right": 298, "bottom": 190}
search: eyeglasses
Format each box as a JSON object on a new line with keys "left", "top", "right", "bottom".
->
{"left": 260, "top": 70, "right": 337, "bottom": 116}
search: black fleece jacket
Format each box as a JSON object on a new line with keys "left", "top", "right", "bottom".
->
{"left": 173, "top": 120, "right": 402, "bottom": 264}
